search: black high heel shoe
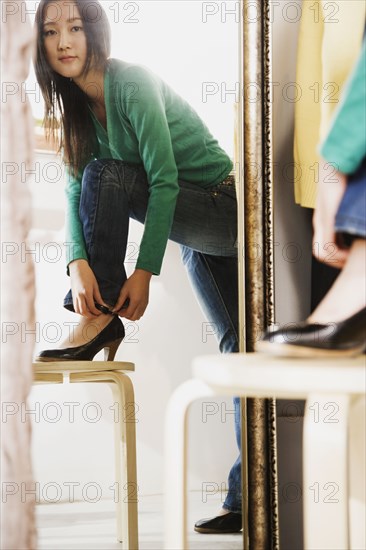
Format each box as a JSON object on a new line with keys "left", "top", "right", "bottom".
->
{"left": 256, "top": 307, "right": 366, "bottom": 358}
{"left": 35, "top": 316, "right": 125, "bottom": 362}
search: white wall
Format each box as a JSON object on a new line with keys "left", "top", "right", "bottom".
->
{"left": 272, "top": 0, "right": 313, "bottom": 324}
{"left": 272, "top": 5, "right": 312, "bottom": 547}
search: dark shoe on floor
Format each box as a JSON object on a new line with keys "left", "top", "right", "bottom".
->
{"left": 194, "top": 512, "right": 242, "bottom": 534}
{"left": 256, "top": 306, "right": 366, "bottom": 358}
{"left": 35, "top": 316, "right": 125, "bottom": 362}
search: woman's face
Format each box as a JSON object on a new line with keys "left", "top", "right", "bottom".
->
{"left": 42, "top": 1, "right": 88, "bottom": 80}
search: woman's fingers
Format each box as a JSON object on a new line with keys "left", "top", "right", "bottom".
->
{"left": 312, "top": 160, "right": 348, "bottom": 269}
{"left": 113, "top": 270, "right": 150, "bottom": 320}
{"left": 120, "top": 302, "right": 144, "bottom": 321}
{"left": 87, "top": 298, "right": 103, "bottom": 317}
{"left": 93, "top": 283, "right": 107, "bottom": 308}
{"left": 315, "top": 241, "right": 349, "bottom": 269}
{"left": 69, "top": 260, "right": 106, "bottom": 318}
{"left": 113, "top": 288, "right": 129, "bottom": 313}
{"left": 75, "top": 293, "right": 100, "bottom": 318}
{"left": 313, "top": 227, "right": 350, "bottom": 269}
{"left": 93, "top": 288, "right": 103, "bottom": 305}
{"left": 73, "top": 299, "right": 79, "bottom": 315}
{"left": 114, "top": 292, "right": 145, "bottom": 320}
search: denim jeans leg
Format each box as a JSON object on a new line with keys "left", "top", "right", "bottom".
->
{"left": 171, "top": 180, "right": 237, "bottom": 256}
{"left": 64, "top": 159, "right": 132, "bottom": 311}
{"left": 180, "top": 247, "right": 242, "bottom": 513}
{"left": 180, "top": 249, "right": 239, "bottom": 353}
{"left": 225, "top": 396, "right": 242, "bottom": 512}
{"left": 335, "top": 156, "right": 366, "bottom": 246}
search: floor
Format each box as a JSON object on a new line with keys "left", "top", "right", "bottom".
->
{"left": 36, "top": 491, "right": 243, "bottom": 550}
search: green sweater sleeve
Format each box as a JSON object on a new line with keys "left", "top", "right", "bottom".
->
{"left": 319, "top": 39, "right": 366, "bottom": 173}
{"left": 64, "top": 165, "right": 88, "bottom": 273}
{"left": 117, "top": 67, "right": 180, "bottom": 274}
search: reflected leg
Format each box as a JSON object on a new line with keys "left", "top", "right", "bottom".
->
{"left": 180, "top": 247, "right": 242, "bottom": 513}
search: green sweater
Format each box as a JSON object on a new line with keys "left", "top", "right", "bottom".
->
{"left": 65, "top": 58, "right": 233, "bottom": 275}
{"left": 319, "top": 38, "right": 366, "bottom": 173}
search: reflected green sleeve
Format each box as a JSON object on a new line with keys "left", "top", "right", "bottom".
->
{"left": 319, "top": 40, "right": 366, "bottom": 173}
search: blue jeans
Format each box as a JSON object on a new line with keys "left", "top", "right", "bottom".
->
{"left": 63, "top": 159, "right": 242, "bottom": 513}
{"left": 335, "top": 156, "right": 366, "bottom": 246}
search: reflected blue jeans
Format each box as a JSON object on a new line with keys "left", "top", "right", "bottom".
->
{"left": 335, "top": 156, "right": 366, "bottom": 246}
{"left": 63, "top": 159, "right": 242, "bottom": 513}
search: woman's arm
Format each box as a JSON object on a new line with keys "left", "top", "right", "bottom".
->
{"left": 312, "top": 159, "right": 349, "bottom": 268}
{"left": 64, "top": 166, "right": 89, "bottom": 271}
{"left": 313, "top": 39, "right": 366, "bottom": 268}
{"left": 69, "top": 258, "right": 108, "bottom": 318}
{"left": 112, "top": 268, "right": 152, "bottom": 321}
{"left": 117, "top": 65, "right": 180, "bottom": 276}
{"left": 111, "top": 66, "right": 181, "bottom": 320}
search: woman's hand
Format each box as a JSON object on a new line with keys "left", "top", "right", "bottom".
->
{"left": 113, "top": 269, "right": 152, "bottom": 321}
{"left": 69, "top": 259, "right": 107, "bottom": 318}
{"left": 312, "top": 159, "right": 349, "bottom": 269}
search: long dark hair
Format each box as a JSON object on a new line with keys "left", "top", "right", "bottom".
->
{"left": 34, "top": 0, "right": 111, "bottom": 177}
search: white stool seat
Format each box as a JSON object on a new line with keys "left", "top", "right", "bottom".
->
{"left": 164, "top": 352, "right": 366, "bottom": 550}
{"left": 33, "top": 360, "right": 139, "bottom": 550}
{"left": 192, "top": 353, "right": 365, "bottom": 397}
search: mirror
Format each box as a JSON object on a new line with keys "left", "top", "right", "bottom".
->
{"left": 23, "top": 0, "right": 312, "bottom": 547}
{"left": 24, "top": 0, "right": 245, "bottom": 542}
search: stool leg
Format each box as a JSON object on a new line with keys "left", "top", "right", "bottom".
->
{"left": 111, "top": 381, "right": 124, "bottom": 544}
{"left": 164, "top": 379, "right": 215, "bottom": 550}
{"left": 111, "top": 373, "right": 139, "bottom": 550}
{"left": 303, "top": 393, "right": 350, "bottom": 550}
{"left": 348, "top": 395, "right": 366, "bottom": 549}
{"left": 70, "top": 371, "right": 138, "bottom": 549}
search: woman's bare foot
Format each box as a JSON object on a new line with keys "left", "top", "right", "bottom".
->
{"left": 216, "top": 508, "right": 231, "bottom": 516}
{"left": 59, "top": 312, "right": 116, "bottom": 348}
{"left": 308, "top": 239, "right": 366, "bottom": 324}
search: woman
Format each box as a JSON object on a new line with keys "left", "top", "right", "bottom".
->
{"left": 34, "top": 0, "right": 242, "bottom": 533}
{"left": 257, "top": 36, "right": 366, "bottom": 356}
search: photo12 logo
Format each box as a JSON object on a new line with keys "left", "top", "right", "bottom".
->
{"left": 1, "top": 1, "right": 141, "bottom": 24}
{"left": 201, "top": 1, "right": 339, "bottom": 24}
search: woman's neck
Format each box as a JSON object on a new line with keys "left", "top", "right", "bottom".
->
{"left": 73, "top": 67, "right": 106, "bottom": 108}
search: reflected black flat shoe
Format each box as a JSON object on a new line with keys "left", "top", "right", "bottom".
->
{"left": 194, "top": 512, "right": 242, "bottom": 534}
{"left": 35, "top": 316, "right": 125, "bottom": 362}
{"left": 256, "top": 307, "right": 366, "bottom": 358}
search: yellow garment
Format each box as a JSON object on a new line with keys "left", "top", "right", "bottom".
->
{"left": 294, "top": 1, "right": 365, "bottom": 208}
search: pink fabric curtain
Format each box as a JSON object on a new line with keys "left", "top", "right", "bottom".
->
{"left": 1, "top": 2, "right": 37, "bottom": 548}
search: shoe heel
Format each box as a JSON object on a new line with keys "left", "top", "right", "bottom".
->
{"left": 104, "top": 338, "right": 123, "bottom": 361}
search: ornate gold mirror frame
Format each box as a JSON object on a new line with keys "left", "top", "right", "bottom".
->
{"left": 237, "top": 1, "right": 278, "bottom": 547}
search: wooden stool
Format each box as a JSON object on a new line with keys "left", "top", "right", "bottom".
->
{"left": 33, "top": 361, "right": 139, "bottom": 550}
{"left": 164, "top": 353, "right": 365, "bottom": 550}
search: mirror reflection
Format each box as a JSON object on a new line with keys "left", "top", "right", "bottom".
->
{"left": 26, "top": 0, "right": 241, "bottom": 542}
